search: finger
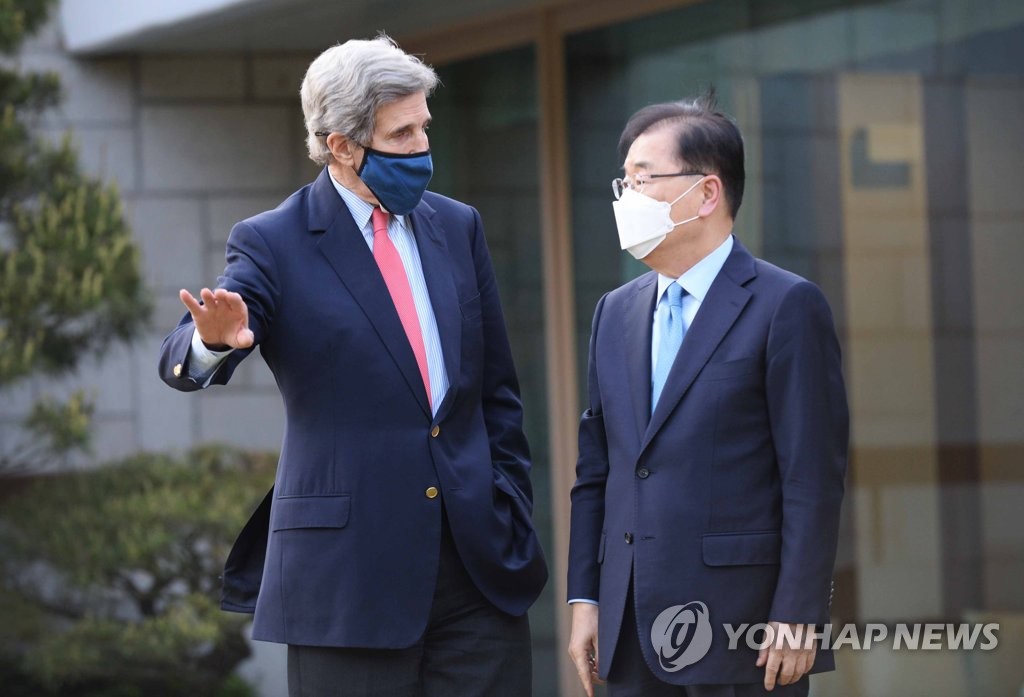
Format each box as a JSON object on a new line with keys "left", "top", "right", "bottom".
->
{"left": 764, "top": 651, "right": 781, "bottom": 691}
{"left": 229, "top": 293, "right": 251, "bottom": 328}
{"left": 778, "top": 654, "right": 797, "bottom": 686}
{"left": 179, "top": 289, "right": 203, "bottom": 315}
{"left": 795, "top": 652, "right": 809, "bottom": 679}
{"left": 756, "top": 643, "right": 768, "bottom": 667}
{"left": 571, "top": 655, "right": 593, "bottom": 697}
{"left": 200, "top": 287, "right": 218, "bottom": 307}
{"left": 790, "top": 650, "right": 806, "bottom": 675}
{"left": 235, "top": 327, "right": 255, "bottom": 349}
{"left": 222, "top": 291, "right": 244, "bottom": 312}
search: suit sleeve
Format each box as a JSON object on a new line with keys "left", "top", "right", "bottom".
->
{"left": 765, "top": 281, "right": 849, "bottom": 625}
{"left": 157, "top": 221, "right": 279, "bottom": 391}
{"left": 567, "top": 293, "right": 610, "bottom": 602}
{"left": 468, "top": 207, "right": 536, "bottom": 512}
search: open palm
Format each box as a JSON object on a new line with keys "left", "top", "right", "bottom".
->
{"left": 179, "top": 287, "right": 254, "bottom": 350}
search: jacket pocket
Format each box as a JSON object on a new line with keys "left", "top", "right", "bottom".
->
{"left": 460, "top": 293, "right": 482, "bottom": 320}
{"left": 702, "top": 530, "right": 781, "bottom": 566}
{"left": 271, "top": 494, "right": 351, "bottom": 531}
{"left": 701, "top": 356, "right": 760, "bottom": 380}
{"left": 597, "top": 531, "right": 608, "bottom": 565}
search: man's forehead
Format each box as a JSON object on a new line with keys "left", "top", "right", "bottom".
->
{"left": 623, "top": 123, "right": 685, "bottom": 169}
{"left": 624, "top": 147, "right": 678, "bottom": 172}
{"left": 377, "top": 93, "right": 429, "bottom": 118}
{"left": 624, "top": 127, "right": 680, "bottom": 168}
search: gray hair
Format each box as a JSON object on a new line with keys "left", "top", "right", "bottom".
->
{"left": 301, "top": 35, "right": 439, "bottom": 166}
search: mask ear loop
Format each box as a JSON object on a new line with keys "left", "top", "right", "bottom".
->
{"left": 667, "top": 176, "right": 706, "bottom": 207}
{"left": 670, "top": 214, "right": 700, "bottom": 228}
{"left": 667, "top": 176, "right": 707, "bottom": 228}
{"left": 354, "top": 146, "right": 388, "bottom": 209}
{"left": 355, "top": 144, "right": 371, "bottom": 176}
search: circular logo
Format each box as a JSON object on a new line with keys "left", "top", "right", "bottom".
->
{"left": 650, "top": 601, "right": 713, "bottom": 672}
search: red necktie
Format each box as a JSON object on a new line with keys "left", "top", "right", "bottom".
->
{"left": 371, "top": 207, "right": 432, "bottom": 407}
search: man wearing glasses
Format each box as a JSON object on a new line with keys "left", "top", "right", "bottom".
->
{"left": 567, "top": 91, "right": 849, "bottom": 697}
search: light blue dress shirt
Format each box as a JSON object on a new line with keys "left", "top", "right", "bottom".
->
{"left": 651, "top": 234, "right": 734, "bottom": 370}
{"left": 189, "top": 174, "right": 449, "bottom": 416}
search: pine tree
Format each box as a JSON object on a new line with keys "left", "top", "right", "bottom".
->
{"left": 1, "top": 447, "right": 272, "bottom": 696}
{"left": 0, "top": 0, "right": 149, "bottom": 473}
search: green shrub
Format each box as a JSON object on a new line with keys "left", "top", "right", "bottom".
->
{"left": 0, "top": 446, "right": 275, "bottom": 696}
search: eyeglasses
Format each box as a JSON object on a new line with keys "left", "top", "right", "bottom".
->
{"left": 611, "top": 171, "right": 705, "bottom": 199}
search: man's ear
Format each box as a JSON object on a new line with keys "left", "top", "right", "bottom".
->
{"left": 698, "top": 175, "right": 724, "bottom": 218}
{"left": 326, "top": 133, "right": 360, "bottom": 170}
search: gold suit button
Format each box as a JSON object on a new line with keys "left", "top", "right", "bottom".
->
{"left": 430, "top": 425, "right": 440, "bottom": 438}
{"left": 425, "top": 486, "right": 439, "bottom": 499}
{"left": 173, "top": 363, "right": 183, "bottom": 378}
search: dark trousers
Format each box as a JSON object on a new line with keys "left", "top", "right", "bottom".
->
{"left": 287, "top": 513, "right": 532, "bottom": 697}
{"left": 607, "top": 581, "right": 809, "bottom": 697}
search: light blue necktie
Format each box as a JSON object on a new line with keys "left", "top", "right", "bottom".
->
{"left": 652, "top": 282, "right": 686, "bottom": 413}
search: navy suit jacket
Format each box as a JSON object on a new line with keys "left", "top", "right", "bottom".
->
{"left": 158, "top": 168, "right": 547, "bottom": 648}
{"left": 568, "top": 237, "right": 848, "bottom": 684}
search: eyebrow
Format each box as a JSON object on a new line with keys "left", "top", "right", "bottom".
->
{"left": 387, "top": 117, "right": 432, "bottom": 139}
{"left": 624, "top": 159, "right": 652, "bottom": 171}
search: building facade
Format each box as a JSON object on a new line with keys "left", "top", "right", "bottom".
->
{"left": 6, "top": 0, "right": 1021, "bottom": 694}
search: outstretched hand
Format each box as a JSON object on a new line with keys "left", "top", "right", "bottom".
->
{"left": 179, "top": 287, "right": 254, "bottom": 350}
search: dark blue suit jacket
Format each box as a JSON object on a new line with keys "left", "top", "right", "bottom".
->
{"left": 158, "top": 168, "right": 547, "bottom": 648}
{"left": 568, "top": 237, "right": 848, "bottom": 684}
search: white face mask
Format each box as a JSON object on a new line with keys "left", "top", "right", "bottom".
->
{"left": 612, "top": 177, "right": 705, "bottom": 259}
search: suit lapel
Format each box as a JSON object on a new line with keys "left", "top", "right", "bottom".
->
{"left": 623, "top": 273, "right": 658, "bottom": 444}
{"left": 310, "top": 169, "right": 431, "bottom": 419}
{"left": 408, "top": 203, "right": 461, "bottom": 423}
{"left": 641, "top": 239, "right": 757, "bottom": 452}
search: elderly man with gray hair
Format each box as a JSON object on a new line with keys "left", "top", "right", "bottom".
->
{"left": 158, "top": 35, "right": 548, "bottom": 697}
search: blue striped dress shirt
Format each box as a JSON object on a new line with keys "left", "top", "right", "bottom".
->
{"left": 330, "top": 177, "right": 449, "bottom": 416}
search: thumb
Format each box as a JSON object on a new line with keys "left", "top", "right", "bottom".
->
{"left": 236, "top": 328, "right": 255, "bottom": 348}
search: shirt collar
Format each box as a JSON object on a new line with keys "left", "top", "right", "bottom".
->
{"left": 328, "top": 171, "right": 408, "bottom": 233}
{"left": 656, "top": 234, "right": 735, "bottom": 304}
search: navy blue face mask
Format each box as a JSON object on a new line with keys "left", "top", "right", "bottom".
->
{"left": 356, "top": 147, "right": 433, "bottom": 216}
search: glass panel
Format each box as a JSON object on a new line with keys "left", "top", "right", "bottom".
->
{"left": 429, "top": 47, "right": 558, "bottom": 696}
{"left": 566, "top": 1, "right": 1024, "bottom": 694}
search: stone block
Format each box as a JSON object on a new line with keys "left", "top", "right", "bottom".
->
{"left": 134, "top": 334, "right": 198, "bottom": 451}
{"left": 85, "top": 415, "right": 139, "bottom": 463}
{"left": 19, "top": 53, "right": 134, "bottom": 125}
{"left": 31, "top": 342, "right": 136, "bottom": 418}
{"left": 154, "top": 294, "right": 190, "bottom": 334}
{"left": 140, "top": 106, "right": 295, "bottom": 192}
{"left": 251, "top": 56, "right": 312, "bottom": 99}
{"left": 128, "top": 197, "right": 205, "bottom": 292}
{"left": 197, "top": 389, "right": 284, "bottom": 451}
{"left": 41, "top": 126, "right": 138, "bottom": 192}
{"left": 208, "top": 195, "right": 289, "bottom": 246}
{"left": 141, "top": 56, "right": 246, "bottom": 99}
